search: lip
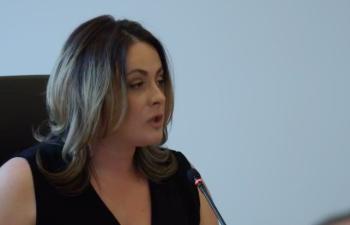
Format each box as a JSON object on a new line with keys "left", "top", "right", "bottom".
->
{"left": 148, "top": 114, "right": 164, "bottom": 128}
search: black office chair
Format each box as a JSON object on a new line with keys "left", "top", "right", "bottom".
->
{"left": 0, "top": 75, "right": 49, "bottom": 165}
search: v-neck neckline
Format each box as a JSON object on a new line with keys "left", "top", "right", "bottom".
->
{"left": 87, "top": 179, "right": 155, "bottom": 225}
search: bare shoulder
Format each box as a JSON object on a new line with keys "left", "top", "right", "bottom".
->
{"left": 0, "top": 157, "right": 36, "bottom": 225}
{"left": 199, "top": 190, "right": 219, "bottom": 225}
{"left": 170, "top": 151, "right": 219, "bottom": 225}
{"left": 1, "top": 157, "right": 31, "bottom": 175}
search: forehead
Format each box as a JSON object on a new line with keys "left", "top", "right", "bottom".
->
{"left": 126, "top": 41, "right": 162, "bottom": 72}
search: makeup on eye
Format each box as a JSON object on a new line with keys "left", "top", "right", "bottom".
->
{"left": 157, "top": 76, "right": 165, "bottom": 86}
{"left": 129, "top": 81, "right": 144, "bottom": 89}
{"left": 128, "top": 76, "right": 165, "bottom": 90}
{"left": 127, "top": 68, "right": 165, "bottom": 88}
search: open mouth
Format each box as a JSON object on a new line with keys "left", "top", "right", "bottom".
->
{"left": 153, "top": 115, "right": 163, "bottom": 122}
{"left": 149, "top": 115, "right": 163, "bottom": 128}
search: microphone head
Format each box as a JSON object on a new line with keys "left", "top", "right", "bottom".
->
{"left": 187, "top": 168, "right": 202, "bottom": 185}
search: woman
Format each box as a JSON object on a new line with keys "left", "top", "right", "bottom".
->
{"left": 0, "top": 15, "right": 217, "bottom": 225}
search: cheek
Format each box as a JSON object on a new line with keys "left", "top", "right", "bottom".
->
{"left": 126, "top": 97, "right": 145, "bottom": 122}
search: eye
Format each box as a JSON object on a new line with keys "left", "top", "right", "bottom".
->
{"left": 157, "top": 76, "right": 166, "bottom": 86}
{"left": 129, "top": 81, "right": 144, "bottom": 89}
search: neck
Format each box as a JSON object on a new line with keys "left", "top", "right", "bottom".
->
{"left": 90, "top": 134, "right": 140, "bottom": 185}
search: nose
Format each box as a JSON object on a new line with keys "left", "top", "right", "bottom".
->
{"left": 149, "top": 82, "right": 166, "bottom": 106}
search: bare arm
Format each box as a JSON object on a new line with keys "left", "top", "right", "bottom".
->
{"left": 0, "top": 157, "right": 36, "bottom": 225}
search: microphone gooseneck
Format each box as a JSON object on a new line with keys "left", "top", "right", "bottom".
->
{"left": 187, "top": 168, "right": 227, "bottom": 225}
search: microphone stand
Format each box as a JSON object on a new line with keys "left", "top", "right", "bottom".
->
{"left": 188, "top": 168, "right": 227, "bottom": 225}
{"left": 197, "top": 182, "right": 227, "bottom": 225}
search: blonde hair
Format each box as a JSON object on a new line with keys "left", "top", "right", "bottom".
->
{"left": 36, "top": 15, "right": 177, "bottom": 194}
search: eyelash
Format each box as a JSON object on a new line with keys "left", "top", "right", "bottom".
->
{"left": 129, "top": 78, "right": 166, "bottom": 89}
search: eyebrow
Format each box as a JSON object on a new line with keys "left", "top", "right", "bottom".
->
{"left": 126, "top": 67, "right": 163, "bottom": 76}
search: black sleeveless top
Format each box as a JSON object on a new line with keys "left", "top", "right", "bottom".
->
{"left": 17, "top": 141, "right": 200, "bottom": 225}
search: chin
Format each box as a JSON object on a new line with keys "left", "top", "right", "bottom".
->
{"left": 138, "top": 134, "right": 163, "bottom": 147}
{"left": 148, "top": 137, "right": 163, "bottom": 146}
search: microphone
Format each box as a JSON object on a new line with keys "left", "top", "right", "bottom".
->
{"left": 187, "top": 168, "right": 227, "bottom": 225}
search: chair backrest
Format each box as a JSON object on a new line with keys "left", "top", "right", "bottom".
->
{"left": 0, "top": 75, "right": 49, "bottom": 165}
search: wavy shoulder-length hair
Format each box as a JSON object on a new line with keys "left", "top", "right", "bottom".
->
{"left": 36, "top": 15, "right": 177, "bottom": 194}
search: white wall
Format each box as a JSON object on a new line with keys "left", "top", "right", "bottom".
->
{"left": 1, "top": 1, "right": 350, "bottom": 225}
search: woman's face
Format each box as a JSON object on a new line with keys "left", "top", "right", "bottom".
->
{"left": 114, "top": 41, "right": 166, "bottom": 147}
